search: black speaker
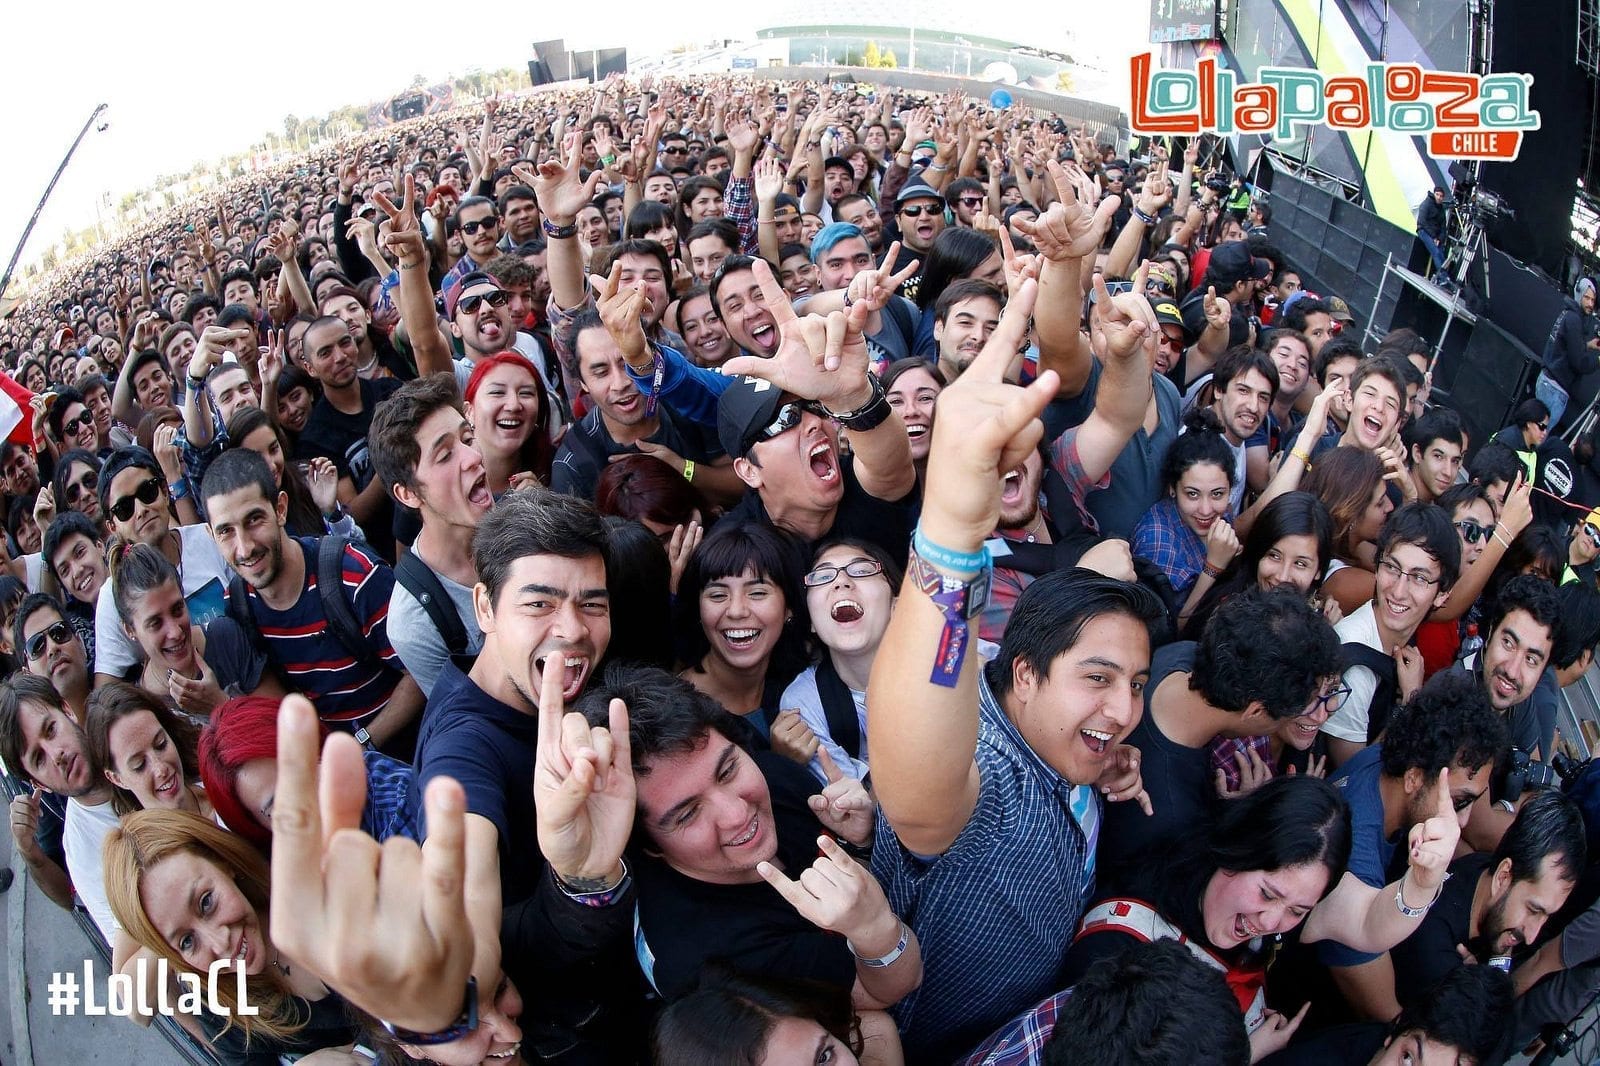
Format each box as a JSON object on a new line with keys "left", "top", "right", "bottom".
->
{"left": 531, "top": 39, "right": 568, "bottom": 82}
{"left": 1440, "top": 318, "right": 1541, "bottom": 458}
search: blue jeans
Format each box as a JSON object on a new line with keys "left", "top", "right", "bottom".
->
{"left": 1536, "top": 370, "right": 1569, "bottom": 431}
{"left": 1418, "top": 231, "right": 1447, "bottom": 274}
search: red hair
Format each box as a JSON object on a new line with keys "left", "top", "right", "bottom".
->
{"left": 198, "top": 696, "right": 327, "bottom": 845}
{"left": 595, "top": 453, "right": 706, "bottom": 527}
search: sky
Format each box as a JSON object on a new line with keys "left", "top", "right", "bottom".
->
{"left": 0, "top": 3, "right": 1147, "bottom": 282}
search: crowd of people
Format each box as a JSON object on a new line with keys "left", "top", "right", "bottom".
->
{"left": 5, "top": 70, "right": 1600, "bottom": 1065}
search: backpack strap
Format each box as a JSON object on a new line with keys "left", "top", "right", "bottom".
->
{"left": 1340, "top": 641, "right": 1401, "bottom": 743}
{"left": 813, "top": 658, "right": 862, "bottom": 760}
{"left": 395, "top": 550, "right": 470, "bottom": 657}
{"left": 225, "top": 573, "right": 294, "bottom": 690}
{"left": 316, "top": 536, "right": 384, "bottom": 674}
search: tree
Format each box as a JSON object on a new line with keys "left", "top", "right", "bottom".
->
{"left": 864, "top": 41, "right": 882, "bottom": 68}
{"left": 882, "top": 49, "right": 899, "bottom": 69}
{"left": 284, "top": 114, "right": 301, "bottom": 142}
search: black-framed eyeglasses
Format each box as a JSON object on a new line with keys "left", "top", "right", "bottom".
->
{"left": 24, "top": 620, "right": 74, "bottom": 661}
{"left": 1456, "top": 519, "right": 1491, "bottom": 545}
{"left": 460, "top": 218, "right": 499, "bottom": 236}
{"left": 460, "top": 290, "right": 510, "bottom": 315}
{"left": 900, "top": 204, "right": 941, "bottom": 218}
{"left": 1377, "top": 556, "right": 1441, "bottom": 589}
{"left": 110, "top": 476, "right": 163, "bottom": 523}
{"left": 759, "top": 400, "right": 829, "bottom": 444}
{"left": 1310, "top": 682, "right": 1352, "bottom": 714}
{"left": 804, "top": 559, "right": 885, "bottom": 588}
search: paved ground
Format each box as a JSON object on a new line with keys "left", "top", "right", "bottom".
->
{"left": 0, "top": 828, "right": 178, "bottom": 1065}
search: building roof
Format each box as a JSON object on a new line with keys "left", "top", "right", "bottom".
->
{"left": 757, "top": 0, "right": 1075, "bottom": 55}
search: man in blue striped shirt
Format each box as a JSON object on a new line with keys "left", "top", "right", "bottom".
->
{"left": 200, "top": 447, "right": 423, "bottom": 755}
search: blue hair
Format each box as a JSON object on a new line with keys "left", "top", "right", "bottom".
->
{"left": 810, "top": 222, "right": 866, "bottom": 265}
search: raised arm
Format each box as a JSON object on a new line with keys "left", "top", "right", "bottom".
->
{"left": 866, "top": 278, "right": 1055, "bottom": 855}
{"left": 374, "top": 175, "right": 454, "bottom": 378}
{"left": 1076, "top": 266, "right": 1157, "bottom": 479}
{"left": 523, "top": 140, "right": 607, "bottom": 315}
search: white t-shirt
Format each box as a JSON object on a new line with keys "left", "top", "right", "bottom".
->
{"left": 1323, "top": 601, "right": 1385, "bottom": 744}
{"left": 64, "top": 796, "right": 122, "bottom": 941}
{"left": 389, "top": 559, "right": 483, "bottom": 698}
{"left": 781, "top": 664, "right": 870, "bottom": 784}
{"left": 94, "top": 524, "right": 232, "bottom": 678}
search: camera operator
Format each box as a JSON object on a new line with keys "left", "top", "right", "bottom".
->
{"left": 1537, "top": 276, "right": 1600, "bottom": 432}
{"left": 1417, "top": 186, "right": 1450, "bottom": 288}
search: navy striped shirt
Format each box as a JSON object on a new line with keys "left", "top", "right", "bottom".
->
{"left": 873, "top": 674, "right": 1098, "bottom": 1062}
{"left": 231, "top": 537, "right": 403, "bottom": 728}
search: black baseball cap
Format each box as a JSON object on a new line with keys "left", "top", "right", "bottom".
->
{"left": 717, "top": 377, "right": 785, "bottom": 459}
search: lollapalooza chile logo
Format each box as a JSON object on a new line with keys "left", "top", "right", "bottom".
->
{"left": 1130, "top": 53, "right": 1540, "bottom": 161}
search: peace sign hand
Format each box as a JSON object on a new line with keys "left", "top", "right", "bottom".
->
{"left": 842, "top": 241, "right": 919, "bottom": 313}
{"left": 1406, "top": 768, "right": 1463, "bottom": 892}
{"left": 533, "top": 656, "right": 636, "bottom": 885}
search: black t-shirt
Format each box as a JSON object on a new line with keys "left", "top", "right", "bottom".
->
{"left": 633, "top": 750, "right": 855, "bottom": 1000}
{"left": 714, "top": 454, "right": 917, "bottom": 574}
{"left": 1099, "top": 642, "right": 1213, "bottom": 890}
{"left": 1389, "top": 851, "right": 1492, "bottom": 1007}
{"left": 550, "top": 404, "right": 724, "bottom": 502}
{"left": 296, "top": 376, "right": 403, "bottom": 560}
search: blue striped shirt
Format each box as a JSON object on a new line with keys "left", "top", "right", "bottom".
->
{"left": 873, "top": 673, "right": 1099, "bottom": 1062}
{"left": 231, "top": 537, "right": 403, "bottom": 728}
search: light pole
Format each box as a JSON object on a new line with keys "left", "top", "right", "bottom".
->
{"left": 0, "top": 102, "right": 108, "bottom": 303}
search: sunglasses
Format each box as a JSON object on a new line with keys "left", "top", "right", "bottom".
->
{"left": 900, "top": 204, "right": 941, "bottom": 218}
{"left": 1536, "top": 421, "right": 1550, "bottom": 431}
{"left": 111, "top": 476, "right": 163, "bottom": 523}
{"left": 804, "top": 559, "right": 885, "bottom": 588}
{"left": 24, "top": 620, "right": 74, "bottom": 662}
{"left": 1455, "top": 519, "right": 1491, "bottom": 545}
{"left": 459, "top": 218, "right": 499, "bottom": 236}
{"left": 663, "top": 146, "right": 689, "bottom": 155}
{"left": 758, "top": 400, "right": 829, "bottom": 444}
{"left": 958, "top": 196, "right": 985, "bottom": 208}
{"left": 67, "top": 471, "right": 98, "bottom": 502}
{"left": 61, "top": 411, "right": 94, "bottom": 434}
{"left": 459, "top": 290, "right": 509, "bottom": 315}
{"left": 1586, "top": 524, "right": 1600, "bottom": 549}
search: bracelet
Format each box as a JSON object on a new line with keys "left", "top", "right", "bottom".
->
{"left": 600, "top": 153, "right": 617, "bottom": 166}
{"left": 553, "top": 857, "right": 631, "bottom": 905}
{"left": 927, "top": 161, "right": 949, "bottom": 173}
{"left": 907, "top": 544, "right": 992, "bottom": 688}
{"left": 542, "top": 218, "right": 578, "bottom": 240}
{"left": 912, "top": 528, "right": 989, "bottom": 574}
{"left": 1202, "top": 561, "right": 1225, "bottom": 579}
{"left": 380, "top": 976, "right": 478, "bottom": 1046}
{"left": 682, "top": 459, "right": 695, "bottom": 483}
{"left": 1395, "top": 872, "right": 1450, "bottom": 918}
{"left": 758, "top": 217, "right": 776, "bottom": 225}
{"left": 1132, "top": 205, "right": 1159, "bottom": 225}
{"left": 1492, "top": 527, "right": 1514, "bottom": 549}
{"left": 848, "top": 922, "right": 910, "bottom": 968}
{"left": 1291, "top": 449, "right": 1312, "bottom": 469}
{"left": 824, "top": 374, "right": 892, "bottom": 433}
{"left": 169, "top": 480, "right": 192, "bottom": 501}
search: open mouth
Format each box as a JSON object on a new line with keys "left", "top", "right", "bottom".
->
{"left": 749, "top": 322, "right": 777, "bottom": 353}
{"left": 1080, "top": 728, "right": 1112, "bottom": 755}
{"left": 1492, "top": 671, "right": 1519, "bottom": 700}
{"left": 467, "top": 472, "right": 493, "bottom": 510}
{"left": 1001, "top": 469, "right": 1025, "bottom": 506}
{"left": 494, "top": 415, "right": 525, "bottom": 435}
{"left": 479, "top": 321, "right": 504, "bottom": 344}
{"left": 1231, "top": 915, "right": 1259, "bottom": 943}
{"left": 721, "top": 628, "right": 762, "bottom": 653}
{"left": 1361, "top": 414, "right": 1385, "bottom": 440}
{"left": 153, "top": 774, "right": 180, "bottom": 800}
{"left": 808, "top": 442, "right": 838, "bottom": 483}
{"left": 830, "top": 599, "right": 864, "bottom": 624}
{"left": 537, "top": 655, "right": 590, "bottom": 701}
{"left": 160, "top": 633, "right": 191, "bottom": 661}
{"left": 904, "top": 423, "right": 928, "bottom": 439}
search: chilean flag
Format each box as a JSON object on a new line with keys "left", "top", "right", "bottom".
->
{"left": 0, "top": 371, "right": 33, "bottom": 446}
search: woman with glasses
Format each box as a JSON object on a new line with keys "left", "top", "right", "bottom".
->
{"left": 773, "top": 538, "right": 902, "bottom": 782}
{"left": 676, "top": 524, "right": 811, "bottom": 760}
{"left": 968, "top": 776, "right": 1351, "bottom": 1064}
{"left": 105, "top": 542, "right": 281, "bottom": 721}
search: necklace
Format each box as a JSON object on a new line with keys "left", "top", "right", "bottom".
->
{"left": 1022, "top": 511, "right": 1046, "bottom": 543}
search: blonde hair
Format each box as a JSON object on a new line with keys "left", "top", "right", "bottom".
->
{"left": 102, "top": 809, "right": 305, "bottom": 1044}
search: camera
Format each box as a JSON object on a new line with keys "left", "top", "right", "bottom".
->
{"left": 1204, "top": 174, "right": 1230, "bottom": 194}
{"left": 1499, "top": 747, "right": 1587, "bottom": 806}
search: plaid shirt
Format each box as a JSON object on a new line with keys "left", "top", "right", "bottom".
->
{"left": 723, "top": 175, "right": 758, "bottom": 254}
{"left": 1131, "top": 497, "right": 1211, "bottom": 600}
{"left": 874, "top": 673, "right": 1098, "bottom": 1062}
{"left": 1209, "top": 734, "right": 1275, "bottom": 793}
{"left": 959, "top": 988, "right": 1074, "bottom": 1066}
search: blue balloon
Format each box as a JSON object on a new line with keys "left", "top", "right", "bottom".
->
{"left": 989, "top": 88, "right": 1013, "bottom": 109}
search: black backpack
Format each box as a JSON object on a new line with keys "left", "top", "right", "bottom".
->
{"left": 814, "top": 657, "right": 862, "bottom": 761}
{"left": 1340, "top": 641, "right": 1401, "bottom": 744}
{"left": 394, "top": 549, "right": 472, "bottom": 659}
{"left": 225, "top": 535, "right": 387, "bottom": 679}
